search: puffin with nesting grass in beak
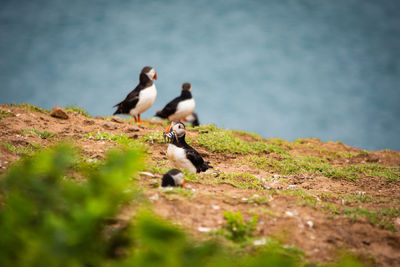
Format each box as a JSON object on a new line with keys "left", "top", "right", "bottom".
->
{"left": 113, "top": 66, "right": 157, "bottom": 123}
{"left": 164, "top": 121, "right": 212, "bottom": 173}
{"left": 155, "top": 83, "right": 195, "bottom": 122}
{"left": 161, "top": 169, "right": 185, "bottom": 187}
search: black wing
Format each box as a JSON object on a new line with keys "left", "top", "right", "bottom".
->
{"left": 114, "top": 84, "right": 145, "bottom": 115}
{"left": 155, "top": 96, "right": 182, "bottom": 118}
{"left": 184, "top": 145, "right": 211, "bottom": 173}
{"left": 185, "top": 147, "right": 204, "bottom": 172}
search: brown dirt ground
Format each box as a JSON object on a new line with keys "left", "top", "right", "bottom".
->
{"left": 1, "top": 105, "right": 400, "bottom": 266}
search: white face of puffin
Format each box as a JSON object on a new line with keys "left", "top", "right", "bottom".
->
{"left": 146, "top": 68, "right": 157, "bottom": 81}
{"left": 172, "top": 172, "right": 184, "bottom": 186}
{"left": 164, "top": 121, "right": 186, "bottom": 142}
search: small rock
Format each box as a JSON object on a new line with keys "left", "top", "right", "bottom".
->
{"left": 197, "top": 227, "right": 212, "bottom": 232}
{"left": 130, "top": 134, "right": 139, "bottom": 139}
{"left": 111, "top": 116, "right": 124, "bottom": 123}
{"left": 95, "top": 116, "right": 103, "bottom": 120}
{"left": 139, "top": 171, "right": 155, "bottom": 177}
{"left": 160, "top": 187, "right": 173, "bottom": 192}
{"left": 149, "top": 194, "right": 159, "bottom": 201}
{"left": 287, "top": 185, "right": 297, "bottom": 190}
{"left": 253, "top": 238, "right": 266, "bottom": 246}
{"left": 127, "top": 127, "right": 140, "bottom": 132}
{"left": 362, "top": 240, "right": 370, "bottom": 246}
{"left": 273, "top": 174, "right": 280, "bottom": 179}
{"left": 211, "top": 205, "right": 220, "bottom": 210}
{"left": 83, "top": 119, "right": 95, "bottom": 125}
{"left": 50, "top": 106, "right": 69, "bottom": 119}
{"left": 306, "top": 221, "right": 313, "bottom": 228}
{"left": 285, "top": 211, "right": 294, "bottom": 217}
{"left": 103, "top": 123, "right": 118, "bottom": 130}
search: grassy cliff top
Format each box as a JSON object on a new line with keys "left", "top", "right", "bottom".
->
{"left": 1, "top": 103, "right": 400, "bottom": 266}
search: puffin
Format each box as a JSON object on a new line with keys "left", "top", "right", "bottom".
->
{"left": 161, "top": 169, "right": 185, "bottom": 187}
{"left": 164, "top": 121, "right": 212, "bottom": 173}
{"left": 113, "top": 66, "right": 157, "bottom": 123}
{"left": 184, "top": 112, "right": 200, "bottom": 127}
{"left": 155, "top": 83, "right": 195, "bottom": 122}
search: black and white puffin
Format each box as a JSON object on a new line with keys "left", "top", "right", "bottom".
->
{"left": 113, "top": 66, "right": 157, "bottom": 123}
{"left": 164, "top": 121, "right": 212, "bottom": 173}
{"left": 161, "top": 169, "right": 185, "bottom": 187}
{"left": 155, "top": 83, "right": 195, "bottom": 122}
{"left": 184, "top": 112, "right": 200, "bottom": 127}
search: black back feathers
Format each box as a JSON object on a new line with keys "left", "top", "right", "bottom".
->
{"left": 161, "top": 169, "right": 184, "bottom": 187}
{"left": 155, "top": 83, "right": 193, "bottom": 119}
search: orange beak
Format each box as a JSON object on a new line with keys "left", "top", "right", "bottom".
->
{"left": 181, "top": 180, "right": 185, "bottom": 188}
{"left": 154, "top": 72, "right": 157, "bottom": 80}
{"left": 164, "top": 122, "right": 173, "bottom": 134}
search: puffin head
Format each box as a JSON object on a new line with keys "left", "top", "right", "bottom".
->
{"left": 164, "top": 121, "right": 186, "bottom": 142}
{"left": 161, "top": 169, "right": 185, "bottom": 187}
{"left": 181, "top": 82, "right": 192, "bottom": 92}
{"left": 141, "top": 66, "right": 157, "bottom": 81}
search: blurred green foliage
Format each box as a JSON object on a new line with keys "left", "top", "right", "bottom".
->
{"left": 221, "top": 211, "right": 258, "bottom": 243}
{"left": 0, "top": 144, "right": 364, "bottom": 267}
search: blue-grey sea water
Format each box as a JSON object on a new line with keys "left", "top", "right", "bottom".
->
{"left": 0, "top": 0, "right": 399, "bottom": 151}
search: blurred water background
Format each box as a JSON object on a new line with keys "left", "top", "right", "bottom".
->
{"left": 0, "top": 0, "right": 399, "bottom": 150}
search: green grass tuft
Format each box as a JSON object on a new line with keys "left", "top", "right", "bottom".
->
{"left": 0, "top": 109, "right": 14, "bottom": 120}
{"left": 65, "top": 104, "right": 92, "bottom": 117}
{"left": 21, "top": 129, "right": 55, "bottom": 139}
{"left": 141, "top": 131, "right": 166, "bottom": 144}
{"left": 245, "top": 155, "right": 399, "bottom": 182}
{"left": 343, "top": 207, "right": 400, "bottom": 232}
{"left": 83, "top": 132, "right": 149, "bottom": 151}
{"left": 196, "top": 125, "right": 267, "bottom": 154}
{"left": 0, "top": 142, "right": 41, "bottom": 156}
{"left": 4, "top": 103, "right": 50, "bottom": 113}
{"left": 210, "top": 172, "right": 264, "bottom": 189}
{"left": 232, "top": 130, "right": 263, "bottom": 141}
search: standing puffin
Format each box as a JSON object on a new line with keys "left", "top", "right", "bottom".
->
{"left": 161, "top": 169, "right": 185, "bottom": 187}
{"left": 113, "top": 66, "right": 157, "bottom": 123}
{"left": 155, "top": 83, "right": 195, "bottom": 122}
{"left": 184, "top": 112, "right": 200, "bottom": 127}
{"left": 164, "top": 121, "right": 212, "bottom": 173}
